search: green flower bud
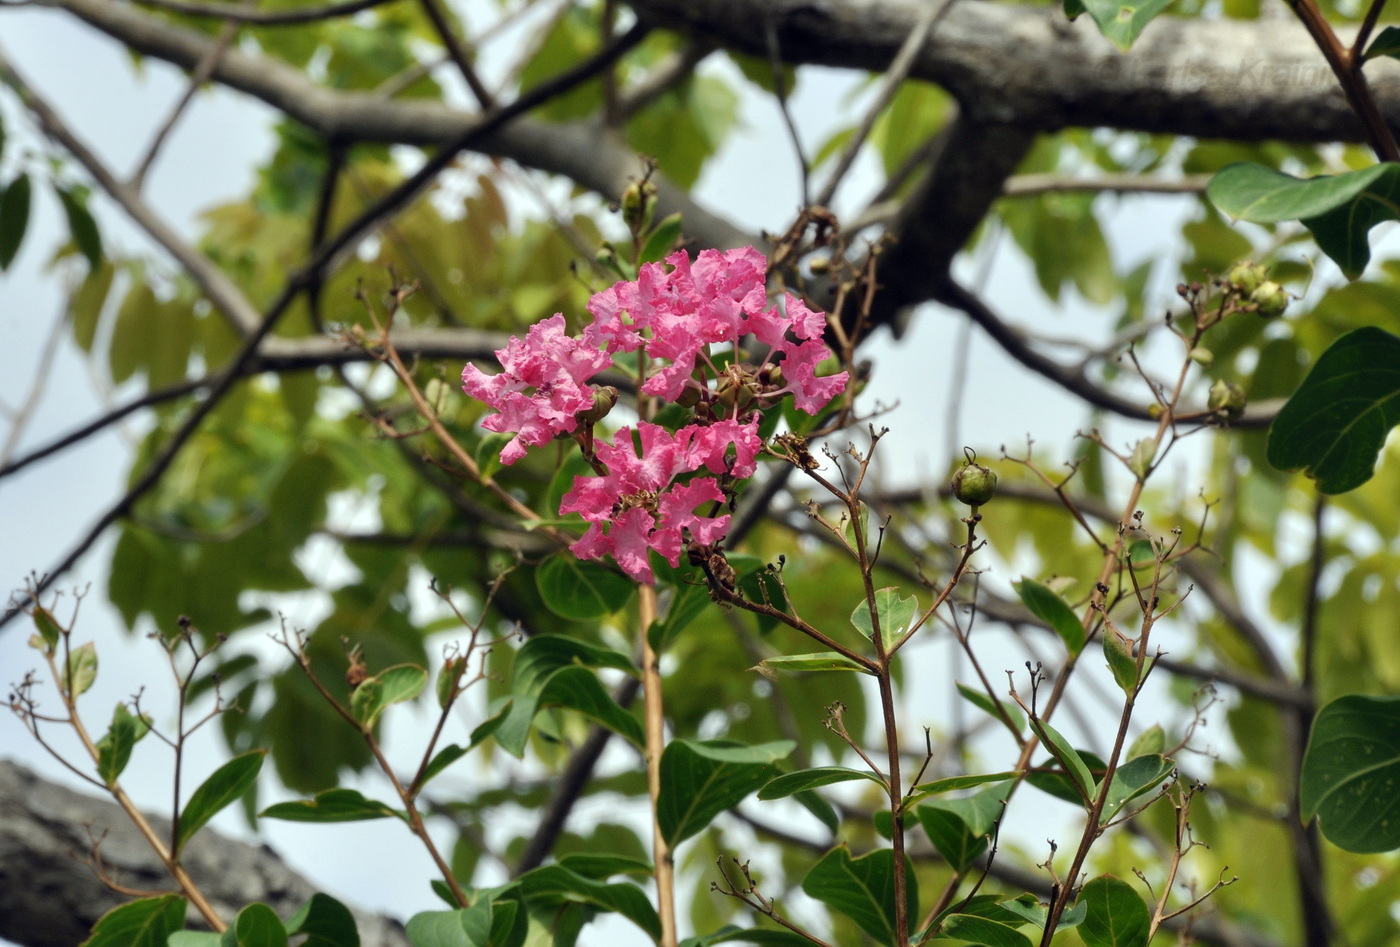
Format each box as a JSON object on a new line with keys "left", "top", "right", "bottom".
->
{"left": 952, "top": 463, "right": 998, "bottom": 506}
{"left": 620, "top": 182, "right": 645, "bottom": 231}
{"left": 1227, "top": 261, "right": 1267, "bottom": 295}
{"left": 1250, "top": 280, "right": 1289, "bottom": 318}
{"left": 1187, "top": 347, "right": 1214, "bottom": 367}
{"left": 1208, "top": 379, "right": 1247, "bottom": 419}
{"left": 578, "top": 385, "right": 619, "bottom": 424}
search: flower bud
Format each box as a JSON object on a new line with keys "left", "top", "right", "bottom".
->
{"left": 1208, "top": 379, "right": 1247, "bottom": 419}
{"left": 1250, "top": 280, "right": 1288, "bottom": 318}
{"left": 1187, "top": 347, "right": 1214, "bottom": 367}
{"left": 952, "top": 462, "right": 998, "bottom": 507}
{"left": 1227, "top": 261, "right": 1267, "bottom": 295}
{"left": 578, "top": 385, "right": 619, "bottom": 424}
{"left": 620, "top": 182, "right": 645, "bottom": 231}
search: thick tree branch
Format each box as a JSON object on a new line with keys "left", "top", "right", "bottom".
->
{"left": 39, "top": 0, "right": 754, "bottom": 255}
{"left": 0, "top": 759, "right": 409, "bottom": 947}
{"left": 627, "top": 0, "right": 1398, "bottom": 142}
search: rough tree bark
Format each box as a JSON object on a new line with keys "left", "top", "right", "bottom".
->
{"left": 0, "top": 760, "right": 408, "bottom": 947}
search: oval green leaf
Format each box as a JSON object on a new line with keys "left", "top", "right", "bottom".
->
{"left": 351, "top": 664, "right": 428, "bottom": 729}
{"left": 1015, "top": 578, "right": 1085, "bottom": 655}
{"left": 536, "top": 552, "right": 635, "bottom": 620}
{"left": 259, "top": 787, "right": 406, "bottom": 823}
{"left": 659, "top": 739, "right": 794, "bottom": 846}
{"left": 285, "top": 893, "right": 359, "bottom": 947}
{"left": 800, "top": 846, "right": 917, "bottom": 947}
{"left": 1207, "top": 162, "right": 1400, "bottom": 278}
{"left": 1078, "top": 875, "right": 1149, "bottom": 947}
{"left": 177, "top": 749, "right": 265, "bottom": 853}
{"left": 1078, "top": 0, "right": 1171, "bottom": 51}
{"left": 80, "top": 895, "right": 187, "bottom": 947}
{"left": 224, "top": 902, "right": 288, "bottom": 947}
{"left": 0, "top": 173, "right": 31, "bottom": 270}
{"left": 1267, "top": 327, "right": 1400, "bottom": 494}
{"left": 757, "top": 766, "right": 885, "bottom": 800}
{"left": 1300, "top": 694, "right": 1400, "bottom": 852}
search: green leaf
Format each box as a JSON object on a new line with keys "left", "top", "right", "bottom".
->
{"left": 421, "top": 744, "right": 469, "bottom": 787}
{"left": 648, "top": 561, "right": 713, "bottom": 651}
{"left": 556, "top": 853, "right": 653, "bottom": 879}
{"left": 1266, "top": 327, "right": 1400, "bottom": 494}
{"left": 0, "top": 173, "right": 31, "bottom": 269}
{"left": 1364, "top": 25, "right": 1400, "bottom": 60}
{"left": 1097, "top": 755, "right": 1174, "bottom": 824}
{"left": 178, "top": 750, "right": 265, "bottom": 853}
{"left": 1207, "top": 162, "right": 1400, "bottom": 278}
{"left": 260, "top": 787, "right": 406, "bottom": 823}
{"left": 80, "top": 895, "right": 186, "bottom": 947}
{"left": 1077, "top": 0, "right": 1171, "bottom": 51}
{"left": 1078, "top": 875, "right": 1150, "bottom": 947}
{"left": 915, "top": 781, "right": 1014, "bottom": 872}
{"left": 750, "top": 652, "right": 872, "bottom": 678}
{"left": 938, "top": 913, "right": 1033, "bottom": 947}
{"left": 221, "top": 903, "right": 288, "bottom": 947}
{"left": 169, "top": 934, "right": 221, "bottom": 946}
{"left": 659, "top": 739, "right": 794, "bottom": 845}
{"left": 70, "top": 261, "right": 115, "bottom": 353}
{"left": 66, "top": 640, "right": 98, "bottom": 697}
{"left": 1016, "top": 579, "right": 1085, "bottom": 654}
{"left": 492, "top": 636, "right": 643, "bottom": 756}
{"left": 1030, "top": 717, "right": 1095, "bottom": 805}
{"left": 515, "top": 864, "right": 661, "bottom": 939}
{"left": 1300, "top": 694, "right": 1400, "bottom": 851}
{"left": 1027, "top": 750, "right": 1108, "bottom": 806}
{"left": 639, "top": 213, "right": 684, "bottom": 265}
{"left": 1126, "top": 724, "right": 1164, "bottom": 759}
{"left": 801, "top": 847, "right": 917, "bottom": 947}
{"left": 32, "top": 605, "right": 62, "bottom": 651}
{"left": 757, "top": 766, "right": 885, "bottom": 800}
{"left": 536, "top": 553, "right": 635, "bottom": 620}
{"left": 679, "top": 926, "right": 812, "bottom": 946}
{"left": 285, "top": 894, "right": 359, "bottom": 947}
{"left": 406, "top": 900, "right": 493, "bottom": 947}
{"left": 57, "top": 183, "right": 103, "bottom": 268}
{"left": 350, "top": 664, "right": 428, "bottom": 729}
{"left": 956, "top": 682, "right": 1024, "bottom": 736}
{"left": 1103, "top": 630, "right": 1140, "bottom": 695}
{"left": 908, "top": 771, "right": 1020, "bottom": 804}
{"left": 96, "top": 703, "right": 141, "bottom": 786}
{"left": 849, "top": 587, "right": 917, "bottom": 649}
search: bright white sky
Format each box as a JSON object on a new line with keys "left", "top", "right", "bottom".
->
{"left": 0, "top": 4, "right": 1229, "bottom": 944}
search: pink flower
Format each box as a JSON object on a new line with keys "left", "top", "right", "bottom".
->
{"left": 559, "top": 422, "right": 735, "bottom": 584}
{"left": 749, "top": 293, "right": 850, "bottom": 414}
{"left": 461, "top": 314, "right": 610, "bottom": 464}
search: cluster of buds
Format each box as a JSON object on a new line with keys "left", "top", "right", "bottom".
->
{"left": 1225, "top": 261, "right": 1289, "bottom": 318}
{"left": 462, "top": 247, "right": 849, "bottom": 583}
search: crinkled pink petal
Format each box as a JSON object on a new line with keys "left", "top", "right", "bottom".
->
{"left": 694, "top": 418, "right": 762, "bottom": 478}
{"left": 608, "top": 508, "right": 659, "bottom": 583}
{"left": 657, "top": 479, "right": 730, "bottom": 549}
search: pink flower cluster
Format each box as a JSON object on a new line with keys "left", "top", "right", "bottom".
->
{"left": 461, "top": 247, "right": 848, "bottom": 583}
